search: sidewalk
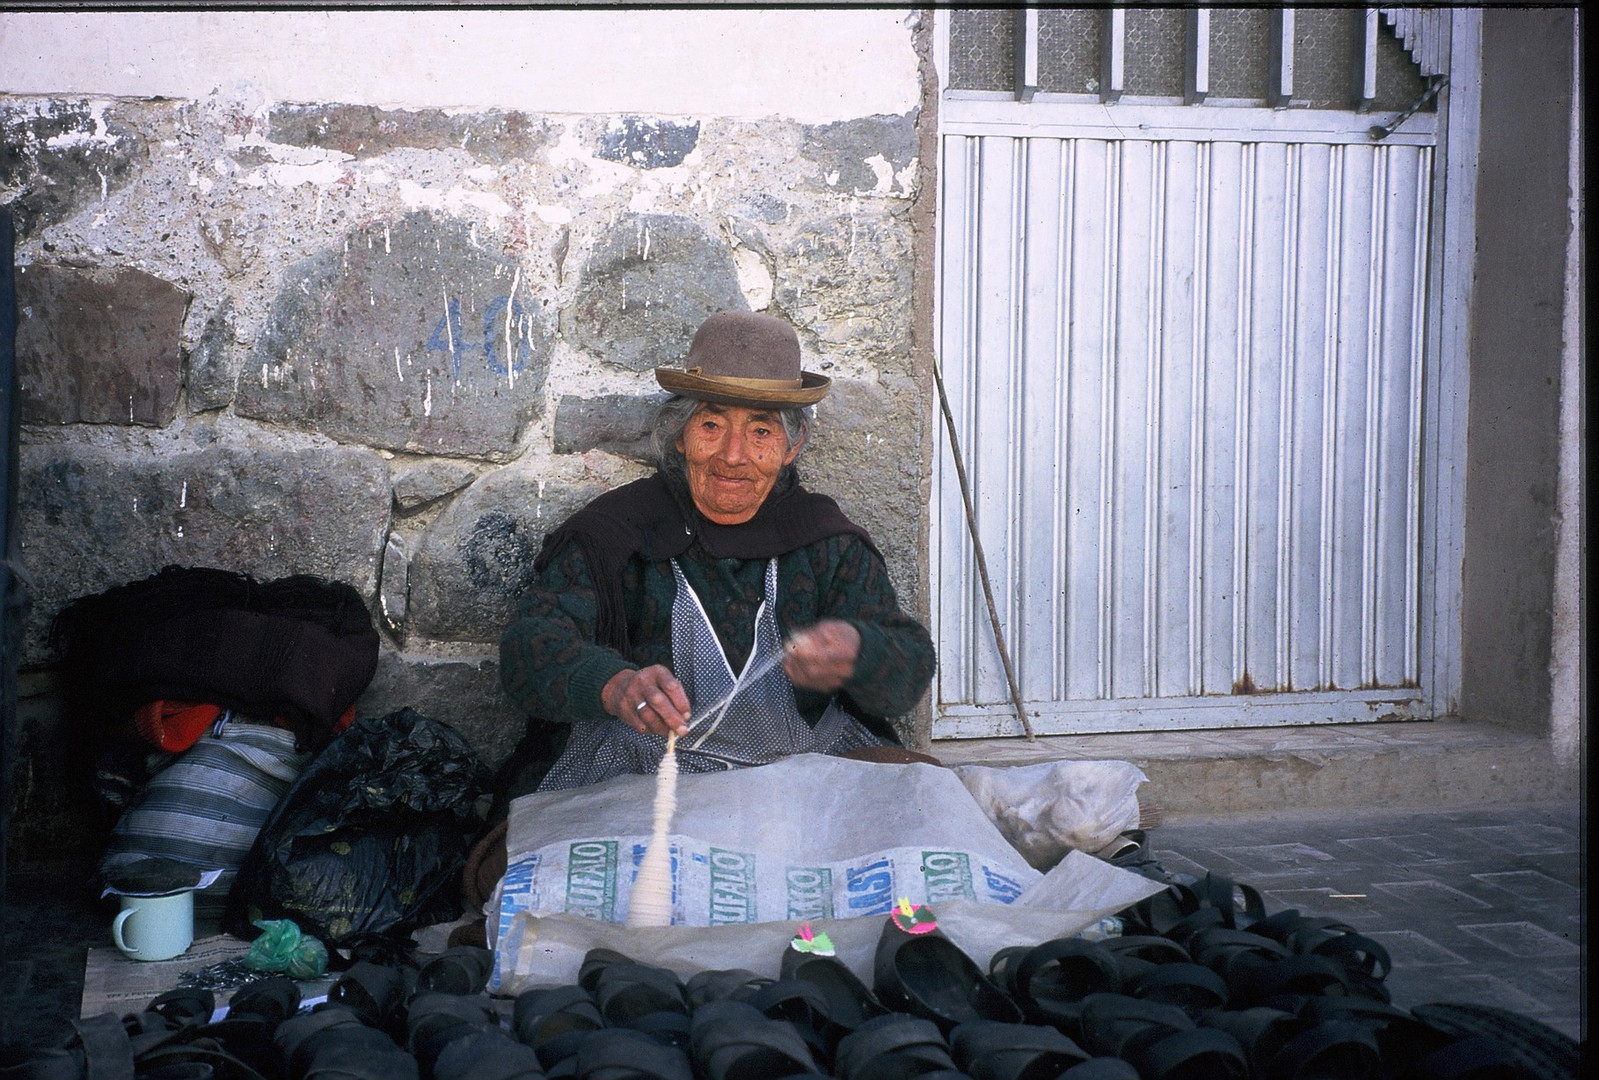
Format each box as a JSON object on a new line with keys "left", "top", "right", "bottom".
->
{"left": 2, "top": 802, "right": 1584, "bottom": 1057}
{"left": 1147, "top": 801, "right": 1584, "bottom": 1043}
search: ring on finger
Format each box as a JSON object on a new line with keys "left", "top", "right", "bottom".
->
{"left": 635, "top": 700, "right": 649, "bottom": 713}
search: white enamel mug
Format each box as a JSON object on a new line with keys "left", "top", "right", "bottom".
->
{"left": 111, "top": 890, "right": 194, "bottom": 961}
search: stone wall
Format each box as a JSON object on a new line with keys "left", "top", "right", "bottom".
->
{"left": 4, "top": 85, "right": 932, "bottom": 852}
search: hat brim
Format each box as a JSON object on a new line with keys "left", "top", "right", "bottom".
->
{"left": 654, "top": 368, "right": 830, "bottom": 407}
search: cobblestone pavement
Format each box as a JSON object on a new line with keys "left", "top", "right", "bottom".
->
{"left": 1148, "top": 801, "right": 1584, "bottom": 1043}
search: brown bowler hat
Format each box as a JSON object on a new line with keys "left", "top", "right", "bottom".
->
{"left": 655, "top": 311, "right": 830, "bottom": 407}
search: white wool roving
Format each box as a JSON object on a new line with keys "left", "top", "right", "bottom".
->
{"left": 625, "top": 733, "right": 679, "bottom": 926}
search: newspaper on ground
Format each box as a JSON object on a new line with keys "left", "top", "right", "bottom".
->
{"left": 80, "top": 935, "right": 336, "bottom": 1019}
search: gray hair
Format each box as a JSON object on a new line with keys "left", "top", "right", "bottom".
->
{"left": 651, "top": 395, "right": 812, "bottom": 483}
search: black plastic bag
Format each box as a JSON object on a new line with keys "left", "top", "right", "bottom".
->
{"left": 224, "top": 708, "right": 488, "bottom": 947}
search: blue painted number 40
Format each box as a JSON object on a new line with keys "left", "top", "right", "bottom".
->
{"left": 427, "top": 295, "right": 532, "bottom": 377}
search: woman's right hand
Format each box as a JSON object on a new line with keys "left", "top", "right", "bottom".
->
{"left": 602, "top": 665, "right": 692, "bottom": 738}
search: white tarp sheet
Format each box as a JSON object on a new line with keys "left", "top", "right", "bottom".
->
{"left": 491, "top": 754, "right": 1165, "bottom": 994}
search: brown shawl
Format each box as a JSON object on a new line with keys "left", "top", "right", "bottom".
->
{"left": 533, "top": 471, "right": 877, "bottom": 654}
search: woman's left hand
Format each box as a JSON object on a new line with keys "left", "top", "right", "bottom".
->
{"left": 783, "top": 619, "right": 860, "bottom": 693}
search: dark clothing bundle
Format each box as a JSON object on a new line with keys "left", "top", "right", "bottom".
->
{"left": 51, "top": 564, "right": 379, "bottom": 751}
{"left": 54, "top": 565, "right": 384, "bottom": 918}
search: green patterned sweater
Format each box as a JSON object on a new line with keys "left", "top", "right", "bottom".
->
{"left": 499, "top": 532, "right": 936, "bottom": 742}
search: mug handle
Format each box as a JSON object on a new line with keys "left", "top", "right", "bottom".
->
{"left": 112, "top": 907, "right": 138, "bottom": 954}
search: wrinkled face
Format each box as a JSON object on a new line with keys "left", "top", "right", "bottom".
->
{"left": 677, "top": 402, "right": 802, "bottom": 525}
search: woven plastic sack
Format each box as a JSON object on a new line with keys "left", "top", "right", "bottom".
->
{"left": 952, "top": 760, "right": 1147, "bottom": 869}
{"left": 98, "top": 719, "right": 309, "bottom": 923}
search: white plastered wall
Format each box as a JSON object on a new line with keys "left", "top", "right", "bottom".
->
{"left": 0, "top": 9, "right": 919, "bottom": 122}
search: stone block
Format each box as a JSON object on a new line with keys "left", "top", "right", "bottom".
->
{"left": 236, "top": 212, "right": 552, "bottom": 458}
{"left": 568, "top": 213, "right": 746, "bottom": 372}
{"left": 17, "top": 439, "right": 391, "bottom": 664}
{"left": 728, "top": 191, "right": 792, "bottom": 226}
{"left": 356, "top": 646, "right": 524, "bottom": 768}
{"left": 804, "top": 376, "right": 926, "bottom": 607}
{"left": 800, "top": 113, "right": 919, "bottom": 196}
{"left": 776, "top": 210, "right": 915, "bottom": 374}
{"left": 1, "top": 99, "right": 146, "bottom": 240}
{"left": 15, "top": 263, "right": 190, "bottom": 427}
{"left": 552, "top": 392, "right": 666, "bottom": 462}
{"left": 595, "top": 116, "right": 701, "bottom": 169}
{"left": 381, "top": 534, "right": 410, "bottom": 631}
{"left": 187, "top": 300, "right": 239, "bottom": 413}
{"left": 268, "top": 103, "right": 554, "bottom": 164}
{"left": 392, "top": 459, "right": 482, "bottom": 512}
{"left": 406, "top": 464, "right": 608, "bottom": 643}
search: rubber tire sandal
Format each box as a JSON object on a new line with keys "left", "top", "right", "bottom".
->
{"left": 688, "top": 1002, "right": 819, "bottom": 1080}
{"left": 511, "top": 985, "right": 604, "bottom": 1070}
{"left": 292, "top": 1022, "right": 416, "bottom": 1080}
{"left": 328, "top": 961, "right": 410, "bottom": 1036}
{"left": 1120, "top": 882, "right": 1205, "bottom": 938}
{"left": 685, "top": 970, "right": 774, "bottom": 1010}
{"left": 418, "top": 946, "right": 495, "bottom": 996}
{"left": 1233, "top": 953, "right": 1355, "bottom": 1008}
{"left": 1095, "top": 935, "right": 1229, "bottom": 1013}
{"left": 224, "top": 978, "right": 300, "bottom": 1027}
{"left": 1077, "top": 993, "right": 1248, "bottom": 1080}
{"left": 873, "top": 913, "right": 1022, "bottom": 1031}
{"left": 1059, "top": 1060, "right": 1140, "bottom": 1079}
{"left": 129, "top": 1038, "right": 270, "bottom": 1080}
{"left": 593, "top": 962, "right": 689, "bottom": 1026}
{"left": 732, "top": 980, "right": 837, "bottom": 1064}
{"left": 1098, "top": 935, "right": 1191, "bottom": 966}
{"left": 1409, "top": 1003, "right": 1579, "bottom": 1080}
{"left": 0, "top": 1014, "right": 134, "bottom": 1080}
{"left": 1116, "top": 960, "right": 1229, "bottom": 1013}
{"left": 779, "top": 949, "right": 887, "bottom": 1032}
{"left": 1198, "top": 1006, "right": 1381, "bottom": 1080}
{"left": 165, "top": 979, "right": 295, "bottom": 1079}
{"left": 272, "top": 1005, "right": 368, "bottom": 1080}
{"left": 622, "top": 1010, "right": 693, "bottom": 1053}
{"left": 989, "top": 939, "right": 1123, "bottom": 1031}
{"left": 146, "top": 990, "right": 217, "bottom": 1028}
{"left": 948, "top": 1019, "right": 1092, "bottom": 1080}
{"left": 404, "top": 991, "right": 500, "bottom": 1066}
{"left": 431, "top": 1028, "right": 543, "bottom": 1080}
{"left": 1288, "top": 994, "right": 1448, "bottom": 1065}
{"left": 1186, "top": 927, "right": 1300, "bottom": 1005}
{"left": 577, "top": 1027, "right": 695, "bottom": 1080}
{"left": 1251, "top": 911, "right": 1392, "bottom": 993}
{"left": 1187, "top": 925, "right": 1356, "bottom": 1006}
{"left": 1189, "top": 872, "right": 1267, "bottom": 930}
{"left": 832, "top": 1013, "right": 957, "bottom": 1080}
{"left": 739, "top": 979, "right": 836, "bottom": 1034}
{"left": 576, "top": 948, "right": 636, "bottom": 993}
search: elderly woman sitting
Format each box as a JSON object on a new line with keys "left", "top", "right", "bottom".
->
{"left": 498, "top": 311, "right": 936, "bottom": 794}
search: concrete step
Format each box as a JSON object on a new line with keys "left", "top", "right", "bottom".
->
{"left": 933, "top": 718, "right": 1580, "bottom": 821}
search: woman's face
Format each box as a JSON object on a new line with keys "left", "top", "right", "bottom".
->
{"left": 677, "top": 402, "right": 803, "bottom": 525}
